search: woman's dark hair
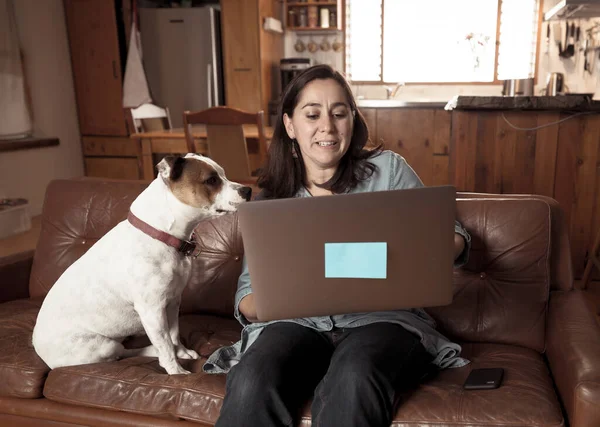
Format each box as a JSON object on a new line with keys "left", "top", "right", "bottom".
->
{"left": 257, "top": 64, "right": 382, "bottom": 199}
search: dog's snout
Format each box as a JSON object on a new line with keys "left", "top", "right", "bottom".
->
{"left": 238, "top": 186, "right": 252, "bottom": 201}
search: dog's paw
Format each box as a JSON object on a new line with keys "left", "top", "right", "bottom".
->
{"left": 164, "top": 363, "right": 191, "bottom": 375}
{"left": 175, "top": 344, "right": 200, "bottom": 360}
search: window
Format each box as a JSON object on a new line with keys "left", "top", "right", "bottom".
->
{"left": 0, "top": 0, "right": 32, "bottom": 138}
{"left": 345, "top": 0, "right": 540, "bottom": 83}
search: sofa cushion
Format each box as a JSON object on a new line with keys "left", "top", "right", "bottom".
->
{"left": 0, "top": 298, "right": 50, "bottom": 398}
{"left": 44, "top": 317, "right": 563, "bottom": 427}
{"left": 42, "top": 314, "right": 240, "bottom": 424}
{"left": 387, "top": 343, "right": 564, "bottom": 427}
{"left": 428, "top": 198, "right": 552, "bottom": 353}
{"left": 300, "top": 343, "right": 564, "bottom": 427}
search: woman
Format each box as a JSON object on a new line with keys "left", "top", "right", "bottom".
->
{"left": 204, "top": 64, "right": 471, "bottom": 427}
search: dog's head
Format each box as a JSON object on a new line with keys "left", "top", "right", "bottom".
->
{"left": 156, "top": 154, "right": 252, "bottom": 216}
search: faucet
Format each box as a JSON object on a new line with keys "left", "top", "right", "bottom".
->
{"left": 384, "top": 82, "right": 405, "bottom": 99}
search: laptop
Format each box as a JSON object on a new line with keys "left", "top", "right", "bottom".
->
{"left": 237, "top": 185, "right": 456, "bottom": 322}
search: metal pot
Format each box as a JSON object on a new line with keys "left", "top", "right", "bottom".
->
{"left": 546, "top": 72, "right": 564, "bottom": 96}
{"left": 502, "top": 78, "right": 534, "bottom": 96}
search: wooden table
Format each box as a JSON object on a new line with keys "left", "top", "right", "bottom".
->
{"left": 130, "top": 125, "right": 274, "bottom": 181}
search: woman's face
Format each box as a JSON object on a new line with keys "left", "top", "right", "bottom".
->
{"left": 283, "top": 78, "right": 354, "bottom": 176}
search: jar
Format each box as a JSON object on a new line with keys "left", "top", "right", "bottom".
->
{"left": 308, "top": 6, "right": 318, "bottom": 28}
{"left": 320, "top": 7, "right": 330, "bottom": 28}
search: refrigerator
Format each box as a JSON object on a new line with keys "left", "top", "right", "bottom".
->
{"left": 139, "top": 7, "right": 224, "bottom": 128}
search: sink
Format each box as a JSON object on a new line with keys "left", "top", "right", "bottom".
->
{"left": 356, "top": 99, "right": 448, "bottom": 108}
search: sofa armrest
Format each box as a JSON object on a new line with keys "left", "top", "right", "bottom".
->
{"left": 547, "top": 290, "right": 600, "bottom": 427}
{"left": 0, "top": 250, "right": 33, "bottom": 303}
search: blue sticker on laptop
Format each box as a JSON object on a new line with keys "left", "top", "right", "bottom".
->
{"left": 324, "top": 242, "right": 387, "bottom": 279}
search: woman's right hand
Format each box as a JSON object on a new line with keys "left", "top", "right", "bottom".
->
{"left": 239, "top": 294, "right": 259, "bottom": 323}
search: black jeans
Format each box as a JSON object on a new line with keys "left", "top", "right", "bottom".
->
{"left": 215, "top": 322, "right": 434, "bottom": 427}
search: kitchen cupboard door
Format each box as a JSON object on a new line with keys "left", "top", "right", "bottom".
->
{"left": 220, "top": 0, "right": 261, "bottom": 112}
{"left": 84, "top": 157, "right": 140, "bottom": 180}
{"left": 64, "top": 0, "right": 128, "bottom": 136}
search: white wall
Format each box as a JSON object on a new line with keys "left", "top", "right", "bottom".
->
{"left": 283, "top": 18, "right": 600, "bottom": 102}
{"left": 0, "top": 0, "right": 84, "bottom": 216}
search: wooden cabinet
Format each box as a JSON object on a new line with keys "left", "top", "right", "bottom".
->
{"left": 359, "top": 107, "right": 452, "bottom": 187}
{"left": 82, "top": 136, "right": 142, "bottom": 180}
{"left": 284, "top": 0, "right": 344, "bottom": 31}
{"left": 63, "top": 0, "right": 129, "bottom": 136}
{"left": 64, "top": 0, "right": 136, "bottom": 179}
{"left": 220, "top": 0, "right": 283, "bottom": 119}
{"left": 449, "top": 110, "right": 600, "bottom": 279}
{"left": 363, "top": 106, "right": 599, "bottom": 279}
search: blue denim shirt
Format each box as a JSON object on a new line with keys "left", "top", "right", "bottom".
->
{"left": 203, "top": 150, "right": 471, "bottom": 374}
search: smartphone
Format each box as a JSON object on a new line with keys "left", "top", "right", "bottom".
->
{"left": 463, "top": 368, "right": 504, "bottom": 390}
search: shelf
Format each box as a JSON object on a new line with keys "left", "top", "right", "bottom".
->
{"left": 0, "top": 137, "right": 59, "bottom": 153}
{"left": 288, "top": 27, "right": 342, "bottom": 32}
{"left": 288, "top": 1, "right": 337, "bottom": 5}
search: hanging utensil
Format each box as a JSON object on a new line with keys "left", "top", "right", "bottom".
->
{"left": 545, "top": 22, "right": 550, "bottom": 55}
{"left": 561, "top": 22, "right": 575, "bottom": 58}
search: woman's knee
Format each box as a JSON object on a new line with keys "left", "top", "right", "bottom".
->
{"left": 226, "top": 359, "right": 282, "bottom": 403}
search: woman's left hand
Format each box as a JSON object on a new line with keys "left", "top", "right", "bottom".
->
{"left": 454, "top": 233, "right": 465, "bottom": 261}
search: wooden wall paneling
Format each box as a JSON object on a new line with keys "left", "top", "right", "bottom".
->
{"left": 494, "top": 112, "right": 519, "bottom": 193}
{"left": 473, "top": 112, "right": 499, "bottom": 193}
{"left": 591, "top": 139, "right": 600, "bottom": 280}
{"left": 553, "top": 114, "right": 583, "bottom": 246}
{"left": 569, "top": 115, "right": 600, "bottom": 276}
{"left": 449, "top": 111, "right": 464, "bottom": 189}
{"left": 533, "top": 113, "right": 560, "bottom": 197}
{"left": 376, "top": 109, "right": 435, "bottom": 185}
{"left": 450, "top": 111, "right": 479, "bottom": 191}
{"left": 432, "top": 110, "right": 451, "bottom": 155}
{"left": 63, "top": 0, "right": 128, "bottom": 136}
{"left": 360, "top": 108, "right": 377, "bottom": 147}
{"left": 507, "top": 112, "right": 538, "bottom": 194}
{"left": 432, "top": 110, "right": 451, "bottom": 186}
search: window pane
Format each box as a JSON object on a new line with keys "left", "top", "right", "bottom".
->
{"left": 345, "top": 0, "right": 383, "bottom": 81}
{"left": 382, "top": 0, "right": 498, "bottom": 83}
{"left": 497, "top": 0, "right": 539, "bottom": 79}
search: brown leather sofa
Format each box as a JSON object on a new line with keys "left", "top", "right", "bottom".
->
{"left": 0, "top": 178, "right": 599, "bottom": 427}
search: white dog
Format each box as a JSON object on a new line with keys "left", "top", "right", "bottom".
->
{"left": 32, "top": 154, "right": 252, "bottom": 375}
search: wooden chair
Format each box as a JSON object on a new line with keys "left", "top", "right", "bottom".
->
{"left": 183, "top": 106, "right": 267, "bottom": 183}
{"left": 130, "top": 103, "right": 173, "bottom": 133}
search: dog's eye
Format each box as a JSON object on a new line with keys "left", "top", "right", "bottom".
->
{"left": 205, "top": 176, "right": 220, "bottom": 186}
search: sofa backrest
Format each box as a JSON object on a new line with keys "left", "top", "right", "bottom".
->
{"left": 427, "top": 195, "right": 563, "bottom": 353}
{"left": 31, "top": 179, "right": 573, "bottom": 352}
{"left": 29, "top": 178, "right": 244, "bottom": 318}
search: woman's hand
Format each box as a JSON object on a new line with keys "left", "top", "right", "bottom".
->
{"left": 454, "top": 233, "right": 465, "bottom": 261}
{"left": 239, "top": 294, "right": 259, "bottom": 323}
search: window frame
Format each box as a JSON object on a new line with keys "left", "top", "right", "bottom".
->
{"left": 344, "top": 0, "right": 543, "bottom": 86}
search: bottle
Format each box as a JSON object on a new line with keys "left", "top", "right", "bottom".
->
{"left": 329, "top": 10, "right": 336, "bottom": 28}
{"left": 299, "top": 8, "right": 307, "bottom": 27}
{"left": 288, "top": 9, "right": 297, "bottom": 28}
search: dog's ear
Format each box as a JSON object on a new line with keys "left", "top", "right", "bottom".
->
{"left": 157, "top": 156, "right": 186, "bottom": 181}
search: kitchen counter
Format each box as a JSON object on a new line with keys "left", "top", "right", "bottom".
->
{"left": 356, "top": 99, "right": 447, "bottom": 109}
{"left": 453, "top": 95, "right": 600, "bottom": 111}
